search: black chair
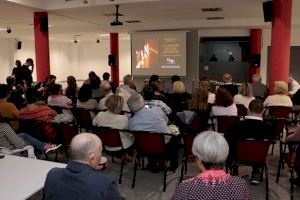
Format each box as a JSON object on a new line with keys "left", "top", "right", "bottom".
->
{"left": 236, "top": 104, "right": 248, "bottom": 117}
{"left": 131, "top": 131, "right": 170, "bottom": 192}
{"left": 72, "top": 108, "right": 96, "bottom": 132}
{"left": 216, "top": 116, "right": 240, "bottom": 134}
{"left": 93, "top": 126, "right": 126, "bottom": 184}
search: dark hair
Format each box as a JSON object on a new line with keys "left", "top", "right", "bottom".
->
{"left": 215, "top": 88, "right": 233, "bottom": 107}
{"left": 249, "top": 99, "right": 264, "bottom": 113}
{"left": 171, "top": 75, "right": 180, "bottom": 83}
{"left": 102, "top": 72, "right": 110, "bottom": 80}
{"left": 88, "top": 71, "right": 96, "bottom": 78}
{"left": 26, "top": 58, "right": 33, "bottom": 64}
{"left": 50, "top": 84, "right": 62, "bottom": 95}
{"left": 90, "top": 76, "right": 101, "bottom": 89}
{"left": 142, "top": 85, "right": 155, "bottom": 100}
{"left": 78, "top": 84, "right": 93, "bottom": 102}
{"left": 0, "top": 84, "right": 11, "bottom": 99}
{"left": 6, "top": 76, "right": 16, "bottom": 87}
{"left": 25, "top": 88, "right": 38, "bottom": 104}
{"left": 15, "top": 60, "right": 21, "bottom": 67}
{"left": 65, "top": 76, "right": 77, "bottom": 97}
{"left": 149, "top": 75, "right": 159, "bottom": 86}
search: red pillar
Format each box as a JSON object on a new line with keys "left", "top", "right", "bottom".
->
{"left": 34, "top": 12, "right": 50, "bottom": 82}
{"left": 110, "top": 33, "right": 119, "bottom": 87}
{"left": 249, "top": 29, "right": 262, "bottom": 82}
{"left": 269, "top": 0, "right": 292, "bottom": 93}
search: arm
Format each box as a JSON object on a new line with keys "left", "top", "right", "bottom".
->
{"left": 105, "top": 181, "right": 122, "bottom": 200}
{"left": 2, "top": 124, "right": 27, "bottom": 149}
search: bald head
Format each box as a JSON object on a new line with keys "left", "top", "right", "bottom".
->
{"left": 101, "top": 80, "right": 111, "bottom": 93}
{"left": 71, "top": 133, "right": 102, "bottom": 163}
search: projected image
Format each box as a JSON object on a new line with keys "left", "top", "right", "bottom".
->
{"left": 135, "top": 42, "right": 158, "bottom": 69}
{"left": 131, "top": 32, "right": 187, "bottom": 76}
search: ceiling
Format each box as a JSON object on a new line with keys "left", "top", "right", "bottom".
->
{"left": 0, "top": 0, "right": 300, "bottom": 42}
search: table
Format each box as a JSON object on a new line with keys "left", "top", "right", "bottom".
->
{"left": 0, "top": 154, "right": 66, "bottom": 200}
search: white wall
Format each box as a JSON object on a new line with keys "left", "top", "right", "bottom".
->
{"left": 0, "top": 39, "right": 15, "bottom": 83}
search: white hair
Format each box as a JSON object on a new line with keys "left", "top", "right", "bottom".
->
{"left": 127, "top": 93, "right": 144, "bottom": 113}
{"left": 192, "top": 131, "right": 229, "bottom": 164}
{"left": 252, "top": 73, "right": 262, "bottom": 82}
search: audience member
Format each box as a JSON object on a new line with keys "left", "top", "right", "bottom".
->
{"left": 199, "top": 81, "right": 215, "bottom": 104}
{"left": 116, "top": 75, "right": 137, "bottom": 112}
{"left": 127, "top": 93, "right": 178, "bottom": 171}
{"left": 6, "top": 76, "right": 25, "bottom": 109}
{"left": 288, "top": 74, "right": 300, "bottom": 96}
{"left": 252, "top": 73, "right": 268, "bottom": 99}
{"left": 171, "top": 75, "right": 180, "bottom": 83}
{"left": 37, "top": 75, "right": 57, "bottom": 101}
{"left": 83, "top": 71, "right": 96, "bottom": 85}
{"left": 0, "top": 84, "right": 20, "bottom": 130}
{"left": 263, "top": 81, "right": 293, "bottom": 107}
{"left": 93, "top": 95, "right": 134, "bottom": 154}
{"left": 91, "top": 75, "right": 104, "bottom": 99}
{"left": 99, "top": 81, "right": 113, "bottom": 110}
{"left": 211, "top": 88, "right": 237, "bottom": 116}
{"left": 77, "top": 84, "right": 100, "bottom": 111}
{"left": 44, "top": 133, "right": 122, "bottom": 200}
{"left": 188, "top": 87, "right": 209, "bottom": 112}
{"left": 173, "top": 131, "right": 250, "bottom": 200}
{"left": 221, "top": 73, "right": 238, "bottom": 97}
{"left": 47, "top": 84, "right": 74, "bottom": 123}
{"left": 102, "top": 72, "right": 116, "bottom": 93}
{"left": 148, "top": 74, "right": 165, "bottom": 100}
{"left": 226, "top": 99, "right": 274, "bottom": 184}
{"left": 0, "top": 114, "right": 61, "bottom": 157}
{"left": 142, "top": 85, "right": 172, "bottom": 116}
{"left": 64, "top": 76, "right": 79, "bottom": 99}
{"left": 233, "top": 83, "right": 255, "bottom": 108}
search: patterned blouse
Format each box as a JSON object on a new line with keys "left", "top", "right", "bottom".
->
{"left": 173, "top": 169, "right": 251, "bottom": 200}
{"left": 0, "top": 123, "right": 26, "bottom": 150}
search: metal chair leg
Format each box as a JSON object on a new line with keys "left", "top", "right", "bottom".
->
{"left": 163, "top": 162, "right": 167, "bottom": 192}
{"left": 119, "top": 155, "right": 125, "bottom": 184}
{"left": 291, "top": 168, "right": 294, "bottom": 200}
{"left": 265, "top": 166, "right": 269, "bottom": 200}
{"left": 180, "top": 158, "right": 185, "bottom": 182}
{"left": 132, "top": 158, "right": 138, "bottom": 188}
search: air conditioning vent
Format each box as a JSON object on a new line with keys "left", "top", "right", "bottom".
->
{"left": 206, "top": 17, "right": 224, "bottom": 20}
{"left": 125, "top": 20, "right": 141, "bottom": 23}
{"left": 202, "top": 8, "right": 223, "bottom": 12}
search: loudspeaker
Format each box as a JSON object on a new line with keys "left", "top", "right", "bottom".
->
{"left": 108, "top": 54, "right": 116, "bottom": 66}
{"left": 250, "top": 54, "right": 261, "bottom": 66}
{"left": 17, "top": 41, "right": 22, "bottom": 50}
{"left": 40, "top": 15, "right": 48, "bottom": 32}
{"left": 263, "top": 1, "right": 273, "bottom": 22}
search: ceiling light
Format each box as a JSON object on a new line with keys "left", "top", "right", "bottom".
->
{"left": 96, "top": 39, "right": 100, "bottom": 43}
{"left": 74, "top": 39, "right": 78, "bottom": 43}
{"left": 7, "top": 27, "right": 12, "bottom": 34}
{"left": 110, "top": 5, "right": 123, "bottom": 26}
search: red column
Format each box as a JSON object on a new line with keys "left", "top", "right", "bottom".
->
{"left": 249, "top": 29, "right": 262, "bottom": 82}
{"left": 269, "top": 0, "right": 292, "bottom": 93}
{"left": 34, "top": 12, "right": 50, "bottom": 82}
{"left": 110, "top": 33, "right": 119, "bottom": 87}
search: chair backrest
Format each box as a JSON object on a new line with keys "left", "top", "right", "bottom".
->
{"left": 48, "top": 105, "right": 64, "bottom": 114}
{"left": 189, "top": 111, "right": 209, "bottom": 133}
{"left": 55, "top": 123, "right": 78, "bottom": 145}
{"left": 235, "top": 139, "right": 271, "bottom": 166}
{"left": 182, "top": 133, "right": 197, "bottom": 158}
{"left": 236, "top": 104, "right": 248, "bottom": 117}
{"left": 93, "top": 126, "right": 123, "bottom": 149}
{"left": 72, "top": 108, "right": 93, "bottom": 129}
{"left": 286, "top": 141, "right": 300, "bottom": 169}
{"left": 217, "top": 116, "right": 240, "bottom": 134}
{"left": 133, "top": 131, "right": 166, "bottom": 156}
{"left": 266, "top": 106, "right": 291, "bottom": 119}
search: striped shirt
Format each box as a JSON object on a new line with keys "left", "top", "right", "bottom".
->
{"left": 0, "top": 123, "right": 26, "bottom": 150}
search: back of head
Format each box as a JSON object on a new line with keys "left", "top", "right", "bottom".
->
{"left": 223, "top": 73, "right": 232, "bottom": 83}
{"left": 50, "top": 84, "right": 62, "bottom": 95}
{"left": 71, "top": 133, "right": 102, "bottom": 163}
{"left": 15, "top": 60, "right": 22, "bottom": 67}
{"left": 252, "top": 73, "right": 261, "bottom": 83}
{"left": 127, "top": 93, "right": 144, "bottom": 113}
{"left": 6, "top": 76, "right": 16, "bottom": 87}
{"left": 192, "top": 131, "right": 229, "bottom": 167}
{"left": 171, "top": 75, "right": 180, "bottom": 83}
{"left": 101, "top": 80, "right": 111, "bottom": 93}
{"left": 102, "top": 72, "right": 110, "bottom": 81}
{"left": 215, "top": 88, "right": 233, "bottom": 107}
{"left": 67, "top": 76, "right": 76, "bottom": 86}
{"left": 0, "top": 84, "right": 11, "bottom": 99}
{"left": 105, "top": 94, "right": 124, "bottom": 114}
{"left": 78, "top": 84, "right": 92, "bottom": 102}
{"left": 274, "top": 81, "right": 288, "bottom": 95}
{"left": 25, "top": 88, "right": 38, "bottom": 104}
{"left": 248, "top": 99, "right": 264, "bottom": 114}
{"left": 188, "top": 87, "right": 208, "bottom": 111}
{"left": 173, "top": 81, "right": 186, "bottom": 93}
{"left": 238, "top": 83, "right": 253, "bottom": 97}
{"left": 142, "top": 85, "right": 155, "bottom": 100}
{"left": 88, "top": 71, "right": 96, "bottom": 79}
{"left": 149, "top": 74, "right": 159, "bottom": 85}
{"left": 123, "top": 74, "right": 133, "bottom": 85}
{"left": 26, "top": 58, "right": 33, "bottom": 65}
{"left": 90, "top": 76, "right": 101, "bottom": 89}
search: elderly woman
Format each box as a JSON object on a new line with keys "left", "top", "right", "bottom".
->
{"left": 211, "top": 88, "right": 237, "bottom": 117}
{"left": 93, "top": 95, "right": 134, "bottom": 153}
{"left": 263, "top": 81, "right": 293, "bottom": 107}
{"left": 173, "top": 131, "right": 251, "bottom": 200}
{"left": 233, "top": 83, "right": 255, "bottom": 108}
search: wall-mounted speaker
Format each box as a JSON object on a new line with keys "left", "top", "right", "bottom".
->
{"left": 108, "top": 54, "right": 116, "bottom": 66}
{"left": 263, "top": 1, "right": 273, "bottom": 22}
{"left": 40, "top": 15, "right": 48, "bottom": 32}
{"left": 17, "top": 41, "right": 22, "bottom": 50}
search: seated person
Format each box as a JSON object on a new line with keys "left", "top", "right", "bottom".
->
{"left": 211, "top": 88, "right": 237, "bottom": 117}
{"left": 6, "top": 76, "right": 25, "bottom": 110}
{"left": 288, "top": 74, "right": 300, "bottom": 96}
{"left": 93, "top": 95, "right": 134, "bottom": 153}
{"left": 0, "top": 115, "right": 61, "bottom": 157}
{"left": 127, "top": 93, "right": 178, "bottom": 171}
{"left": 173, "top": 131, "right": 250, "bottom": 200}
{"left": 98, "top": 81, "right": 113, "bottom": 110}
{"left": 47, "top": 84, "right": 74, "bottom": 123}
{"left": 63, "top": 76, "right": 79, "bottom": 99}
{"left": 233, "top": 83, "right": 255, "bottom": 108}
{"left": 226, "top": 99, "right": 274, "bottom": 184}
{"left": 263, "top": 81, "right": 293, "bottom": 107}
{"left": 44, "top": 133, "right": 122, "bottom": 200}
{"left": 0, "top": 84, "right": 20, "bottom": 131}
{"left": 252, "top": 73, "right": 268, "bottom": 99}
{"left": 91, "top": 75, "right": 104, "bottom": 99}
{"left": 102, "top": 72, "right": 116, "bottom": 94}
{"left": 142, "top": 85, "right": 172, "bottom": 116}
{"left": 220, "top": 73, "right": 238, "bottom": 97}
{"left": 167, "top": 80, "right": 191, "bottom": 114}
